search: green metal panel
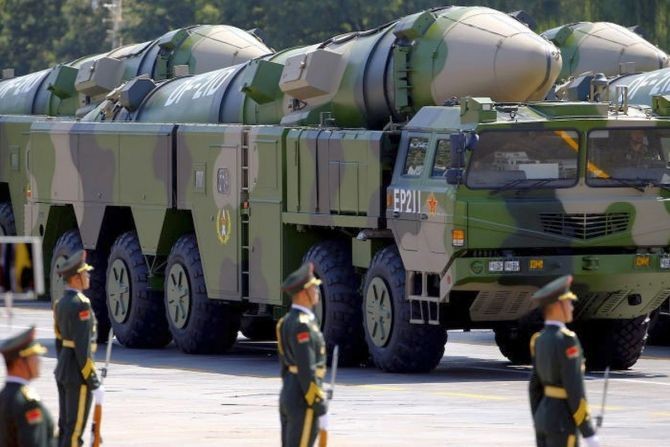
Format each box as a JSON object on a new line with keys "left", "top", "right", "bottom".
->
{"left": 248, "top": 202, "right": 282, "bottom": 305}
{"left": 132, "top": 207, "right": 169, "bottom": 255}
{"left": 285, "top": 129, "right": 302, "bottom": 213}
{"left": 118, "top": 132, "right": 171, "bottom": 206}
{"left": 176, "top": 124, "right": 244, "bottom": 300}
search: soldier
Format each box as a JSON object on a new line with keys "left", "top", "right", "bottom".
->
{"left": 528, "top": 275, "right": 600, "bottom": 447}
{"left": 276, "top": 262, "right": 329, "bottom": 447}
{"left": 0, "top": 326, "right": 55, "bottom": 446}
{"left": 53, "top": 250, "right": 104, "bottom": 447}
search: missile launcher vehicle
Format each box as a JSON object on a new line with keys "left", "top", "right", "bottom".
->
{"left": 0, "top": 25, "right": 271, "bottom": 339}
{"left": 9, "top": 6, "right": 670, "bottom": 372}
{"left": 2, "top": 24, "right": 271, "bottom": 235}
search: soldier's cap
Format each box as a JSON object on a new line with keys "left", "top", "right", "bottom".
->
{"left": 281, "top": 262, "right": 322, "bottom": 296}
{"left": 0, "top": 326, "right": 47, "bottom": 362}
{"left": 530, "top": 275, "right": 578, "bottom": 309}
{"left": 56, "top": 250, "right": 94, "bottom": 279}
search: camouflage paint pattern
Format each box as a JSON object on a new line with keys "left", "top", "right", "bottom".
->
{"left": 609, "top": 67, "right": 670, "bottom": 107}
{"left": 394, "top": 102, "right": 670, "bottom": 323}
{"left": 13, "top": 8, "right": 670, "bottom": 369}
{"left": 542, "top": 22, "right": 669, "bottom": 82}
{"left": 1, "top": 25, "right": 271, "bottom": 240}
{"left": 128, "top": 6, "right": 561, "bottom": 129}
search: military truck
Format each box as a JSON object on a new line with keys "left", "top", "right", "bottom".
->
{"left": 0, "top": 24, "right": 271, "bottom": 341}
{"left": 13, "top": 6, "right": 670, "bottom": 372}
{"left": 1, "top": 23, "right": 271, "bottom": 235}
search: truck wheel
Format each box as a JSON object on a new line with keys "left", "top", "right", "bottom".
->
{"left": 494, "top": 327, "right": 533, "bottom": 364}
{"left": 51, "top": 230, "right": 110, "bottom": 343}
{"left": 304, "top": 240, "right": 367, "bottom": 366}
{"left": 647, "top": 305, "right": 670, "bottom": 345}
{"left": 164, "top": 234, "right": 241, "bottom": 354}
{"left": 240, "top": 316, "right": 276, "bottom": 341}
{"left": 362, "top": 246, "right": 446, "bottom": 373}
{"left": 106, "top": 231, "right": 171, "bottom": 348}
{"left": 0, "top": 202, "right": 16, "bottom": 235}
{"left": 579, "top": 315, "right": 650, "bottom": 370}
{"left": 494, "top": 310, "right": 543, "bottom": 364}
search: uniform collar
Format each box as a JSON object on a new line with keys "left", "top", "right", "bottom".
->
{"left": 5, "top": 375, "right": 30, "bottom": 386}
{"left": 291, "top": 304, "right": 315, "bottom": 319}
{"left": 65, "top": 287, "right": 82, "bottom": 293}
{"left": 545, "top": 320, "right": 566, "bottom": 329}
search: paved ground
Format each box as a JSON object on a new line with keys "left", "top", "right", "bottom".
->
{"left": 1, "top": 299, "right": 669, "bottom": 446}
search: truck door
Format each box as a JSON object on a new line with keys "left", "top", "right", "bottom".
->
{"left": 417, "top": 134, "right": 455, "bottom": 274}
{"left": 388, "top": 132, "right": 430, "bottom": 269}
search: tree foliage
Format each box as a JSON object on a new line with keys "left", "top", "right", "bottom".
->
{"left": 1, "top": 0, "right": 670, "bottom": 75}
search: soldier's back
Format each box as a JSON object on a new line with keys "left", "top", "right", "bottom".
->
{"left": 0, "top": 383, "right": 54, "bottom": 447}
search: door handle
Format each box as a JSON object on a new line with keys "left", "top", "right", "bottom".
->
{"left": 392, "top": 211, "right": 400, "bottom": 218}
{"left": 420, "top": 213, "right": 428, "bottom": 220}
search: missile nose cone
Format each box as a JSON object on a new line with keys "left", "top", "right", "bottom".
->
{"left": 431, "top": 8, "right": 562, "bottom": 104}
{"left": 621, "top": 43, "right": 670, "bottom": 71}
{"left": 493, "top": 34, "right": 562, "bottom": 101}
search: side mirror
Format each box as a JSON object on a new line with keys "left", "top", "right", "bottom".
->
{"left": 445, "top": 168, "right": 462, "bottom": 185}
{"left": 447, "top": 132, "right": 478, "bottom": 185}
{"left": 449, "top": 132, "right": 478, "bottom": 168}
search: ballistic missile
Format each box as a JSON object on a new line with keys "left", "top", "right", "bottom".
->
{"left": 541, "top": 21, "right": 669, "bottom": 82}
{"left": 0, "top": 25, "right": 272, "bottom": 117}
{"left": 105, "top": 6, "right": 562, "bottom": 129}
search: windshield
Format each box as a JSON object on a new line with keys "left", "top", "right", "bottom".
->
{"left": 465, "top": 129, "right": 579, "bottom": 189}
{"left": 587, "top": 128, "right": 670, "bottom": 186}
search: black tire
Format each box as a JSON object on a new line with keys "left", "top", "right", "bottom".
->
{"left": 494, "top": 310, "right": 543, "bottom": 365}
{"left": 240, "top": 316, "right": 277, "bottom": 341}
{"left": 578, "top": 315, "right": 651, "bottom": 370}
{"left": 647, "top": 305, "right": 670, "bottom": 345}
{"left": 164, "top": 234, "right": 241, "bottom": 354}
{"left": 304, "top": 240, "right": 367, "bottom": 366}
{"left": 0, "top": 202, "right": 16, "bottom": 235}
{"left": 50, "top": 230, "right": 110, "bottom": 343}
{"left": 106, "top": 231, "right": 171, "bottom": 348}
{"left": 362, "top": 246, "right": 447, "bottom": 373}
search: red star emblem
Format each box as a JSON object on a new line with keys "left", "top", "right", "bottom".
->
{"left": 426, "top": 193, "right": 438, "bottom": 216}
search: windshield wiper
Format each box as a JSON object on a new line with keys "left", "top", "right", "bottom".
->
{"left": 513, "top": 179, "right": 555, "bottom": 195}
{"left": 602, "top": 177, "right": 646, "bottom": 192}
{"left": 489, "top": 178, "right": 527, "bottom": 195}
{"left": 490, "top": 178, "right": 555, "bottom": 195}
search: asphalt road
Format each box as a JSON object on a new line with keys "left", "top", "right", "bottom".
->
{"left": 1, "top": 299, "right": 669, "bottom": 446}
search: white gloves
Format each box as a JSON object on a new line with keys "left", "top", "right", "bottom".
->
{"left": 92, "top": 385, "right": 105, "bottom": 405}
{"left": 584, "top": 435, "right": 600, "bottom": 447}
{"left": 318, "top": 414, "right": 329, "bottom": 430}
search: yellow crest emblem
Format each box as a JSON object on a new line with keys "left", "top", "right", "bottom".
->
{"left": 216, "top": 208, "right": 232, "bottom": 244}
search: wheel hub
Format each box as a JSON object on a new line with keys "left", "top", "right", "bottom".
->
{"left": 365, "top": 277, "right": 393, "bottom": 347}
{"left": 107, "top": 258, "right": 131, "bottom": 324}
{"left": 166, "top": 263, "right": 191, "bottom": 329}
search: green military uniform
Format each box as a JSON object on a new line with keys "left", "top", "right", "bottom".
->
{"left": 53, "top": 250, "right": 100, "bottom": 447}
{"left": 277, "top": 262, "right": 328, "bottom": 447}
{"left": 0, "top": 326, "right": 55, "bottom": 447}
{"left": 528, "top": 276, "right": 597, "bottom": 447}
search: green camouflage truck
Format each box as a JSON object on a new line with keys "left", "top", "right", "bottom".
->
{"left": 13, "top": 7, "right": 670, "bottom": 372}
{"left": 24, "top": 93, "right": 670, "bottom": 372}
{"left": 1, "top": 23, "right": 271, "bottom": 233}
{"left": 0, "top": 24, "right": 271, "bottom": 340}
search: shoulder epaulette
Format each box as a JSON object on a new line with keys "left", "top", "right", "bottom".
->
{"left": 529, "top": 331, "right": 541, "bottom": 357}
{"left": 298, "top": 313, "right": 313, "bottom": 324}
{"left": 560, "top": 327, "right": 576, "bottom": 338}
{"left": 20, "top": 386, "right": 41, "bottom": 402}
{"left": 76, "top": 292, "right": 90, "bottom": 304}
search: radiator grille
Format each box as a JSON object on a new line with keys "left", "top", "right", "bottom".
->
{"left": 540, "top": 212, "right": 629, "bottom": 239}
